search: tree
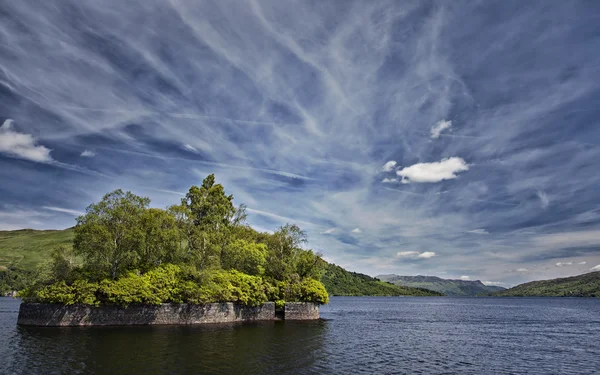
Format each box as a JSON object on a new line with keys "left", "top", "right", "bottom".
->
{"left": 183, "top": 174, "right": 236, "bottom": 231}
{"left": 73, "top": 189, "right": 149, "bottom": 279}
{"left": 49, "top": 245, "right": 77, "bottom": 282}
{"left": 221, "top": 239, "right": 268, "bottom": 275}
{"left": 138, "top": 208, "right": 181, "bottom": 272}
{"left": 265, "top": 224, "right": 307, "bottom": 280}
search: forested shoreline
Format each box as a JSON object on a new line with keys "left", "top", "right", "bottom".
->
{"left": 17, "top": 174, "right": 328, "bottom": 307}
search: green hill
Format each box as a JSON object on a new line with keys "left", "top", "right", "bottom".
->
{"left": 491, "top": 272, "right": 600, "bottom": 297}
{"left": 322, "top": 264, "right": 443, "bottom": 296}
{"left": 0, "top": 228, "right": 75, "bottom": 269}
{"left": 377, "top": 274, "right": 505, "bottom": 296}
{"left": 0, "top": 229, "right": 442, "bottom": 297}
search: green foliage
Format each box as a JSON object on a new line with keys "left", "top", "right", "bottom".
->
{"left": 0, "top": 228, "right": 75, "bottom": 270}
{"left": 0, "top": 266, "right": 37, "bottom": 295}
{"left": 49, "top": 245, "right": 77, "bottom": 282}
{"left": 28, "top": 280, "right": 99, "bottom": 305}
{"left": 267, "top": 276, "right": 329, "bottom": 305}
{"left": 182, "top": 174, "right": 237, "bottom": 231}
{"left": 138, "top": 208, "right": 181, "bottom": 272}
{"left": 221, "top": 239, "right": 267, "bottom": 275}
{"left": 321, "top": 263, "right": 444, "bottom": 296}
{"left": 265, "top": 224, "right": 307, "bottom": 280}
{"left": 99, "top": 264, "right": 182, "bottom": 306}
{"left": 74, "top": 189, "right": 149, "bottom": 279}
{"left": 299, "top": 278, "right": 329, "bottom": 304}
{"left": 492, "top": 271, "right": 600, "bottom": 297}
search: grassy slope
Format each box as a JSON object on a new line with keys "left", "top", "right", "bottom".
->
{"left": 377, "top": 275, "right": 505, "bottom": 296}
{"left": 322, "top": 264, "right": 444, "bottom": 296}
{"left": 492, "top": 271, "right": 600, "bottom": 297}
{"left": 0, "top": 229, "right": 443, "bottom": 297}
{"left": 0, "top": 228, "right": 75, "bottom": 270}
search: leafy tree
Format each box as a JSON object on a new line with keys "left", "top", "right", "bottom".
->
{"left": 183, "top": 174, "right": 236, "bottom": 231}
{"left": 49, "top": 245, "right": 77, "bottom": 282}
{"left": 221, "top": 239, "right": 268, "bottom": 275}
{"left": 138, "top": 208, "right": 181, "bottom": 272}
{"left": 265, "top": 224, "right": 307, "bottom": 280}
{"left": 74, "top": 189, "right": 149, "bottom": 279}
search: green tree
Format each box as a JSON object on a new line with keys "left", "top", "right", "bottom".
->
{"left": 265, "top": 224, "right": 307, "bottom": 280}
{"left": 74, "top": 189, "right": 149, "bottom": 279}
{"left": 49, "top": 245, "right": 77, "bottom": 282}
{"left": 221, "top": 239, "right": 268, "bottom": 275}
{"left": 183, "top": 174, "right": 236, "bottom": 231}
{"left": 138, "top": 208, "right": 181, "bottom": 272}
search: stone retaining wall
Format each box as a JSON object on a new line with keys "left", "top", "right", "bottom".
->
{"left": 284, "top": 302, "right": 320, "bottom": 320}
{"left": 17, "top": 302, "right": 320, "bottom": 326}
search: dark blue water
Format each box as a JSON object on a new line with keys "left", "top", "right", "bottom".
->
{"left": 1, "top": 296, "right": 599, "bottom": 374}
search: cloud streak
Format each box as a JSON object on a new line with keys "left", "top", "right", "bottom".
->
{"left": 0, "top": 1, "right": 599, "bottom": 286}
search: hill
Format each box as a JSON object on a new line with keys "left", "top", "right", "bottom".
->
{"left": 377, "top": 274, "right": 505, "bottom": 296}
{"left": 0, "top": 228, "right": 442, "bottom": 297}
{"left": 491, "top": 272, "right": 600, "bottom": 297}
{"left": 0, "top": 228, "right": 75, "bottom": 269}
{"left": 322, "top": 264, "right": 443, "bottom": 296}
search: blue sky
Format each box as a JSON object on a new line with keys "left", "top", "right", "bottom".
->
{"left": 1, "top": 1, "right": 600, "bottom": 286}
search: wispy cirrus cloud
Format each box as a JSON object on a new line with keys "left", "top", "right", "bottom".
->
{"left": 0, "top": 0, "right": 599, "bottom": 286}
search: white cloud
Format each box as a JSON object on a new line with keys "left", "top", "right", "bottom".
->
{"left": 483, "top": 281, "right": 505, "bottom": 286}
{"left": 467, "top": 228, "right": 489, "bottom": 235}
{"left": 555, "top": 261, "right": 573, "bottom": 267}
{"left": 397, "top": 251, "right": 436, "bottom": 259}
{"left": 382, "top": 178, "right": 397, "bottom": 183}
{"left": 183, "top": 144, "right": 198, "bottom": 152}
{"left": 352, "top": 228, "right": 362, "bottom": 233}
{"left": 537, "top": 190, "right": 550, "bottom": 209}
{"left": 42, "top": 206, "right": 84, "bottom": 216}
{"left": 517, "top": 268, "right": 528, "bottom": 272}
{"left": 0, "top": 119, "right": 52, "bottom": 162}
{"left": 321, "top": 228, "right": 336, "bottom": 235}
{"left": 396, "top": 157, "right": 469, "bottom": 184}
{"left": 459, "top": 275, "right": 470, "bottom": 280}
{"left": 397, "top": 251, "right": 419, "bottom": 257}
{"left": 430, "top": 120, "right": 452, "bottom": 139}
{"left": 590, "top": 265, "right": 600, "bottom": 272}
{"left": 381, "top": 160, "right": 397, "bottom": 172}
{"left": 80, "top": 150, "right": 96, "bottom": 157}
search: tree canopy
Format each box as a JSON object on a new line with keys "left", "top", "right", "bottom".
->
{"left": 21, "top": 174, "right": 329, "bottom": 306}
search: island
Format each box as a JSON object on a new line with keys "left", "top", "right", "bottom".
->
{"left": 16, "top": 174, "right": 328, "bottom": 326}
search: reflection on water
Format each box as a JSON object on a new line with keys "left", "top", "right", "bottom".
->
{"left": 2, "top": 297, "right": 600, "bottom": 374}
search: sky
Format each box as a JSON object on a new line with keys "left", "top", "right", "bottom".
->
{"left": 1, "top": 1, "right": 600, "bottom": 287}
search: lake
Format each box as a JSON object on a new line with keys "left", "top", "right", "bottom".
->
{"left": 1, "top": 296, "right": 599, "bottom": 374}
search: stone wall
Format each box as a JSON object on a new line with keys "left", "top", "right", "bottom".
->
{"left": 284, "top": 302, "right": 320, "bottom": 320}
{"left": 17, "top": 302, "right": 276, "bottom": 327}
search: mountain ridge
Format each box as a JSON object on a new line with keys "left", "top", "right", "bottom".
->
{"left": 491, "top": 271, "right": 600, "bottom": 297}
{"left": 377, "top": 274, "right": 505, "bottom": 296}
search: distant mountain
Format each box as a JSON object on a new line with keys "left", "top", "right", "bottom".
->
{"left": 322, "top": 264, "right": 444, "bottom": 297}
{"left": 377, "top": 274, "right": 505, "bottom": 296}
{"left": 491, "top": 271, "right": 600, "bottom": 297}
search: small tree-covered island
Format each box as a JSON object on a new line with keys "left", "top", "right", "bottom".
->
{"left": 17, "top": 175, "right": 328, "bottom": 326}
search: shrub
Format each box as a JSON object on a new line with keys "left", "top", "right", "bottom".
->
{"left": 99, "top": 264, "right": 183, "bottom": 306}
{"left": 31, "top": 280, "right": 99, "bottom": 305}
{"left": 299, "top": 278, "right": 329, "bottom": 304}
